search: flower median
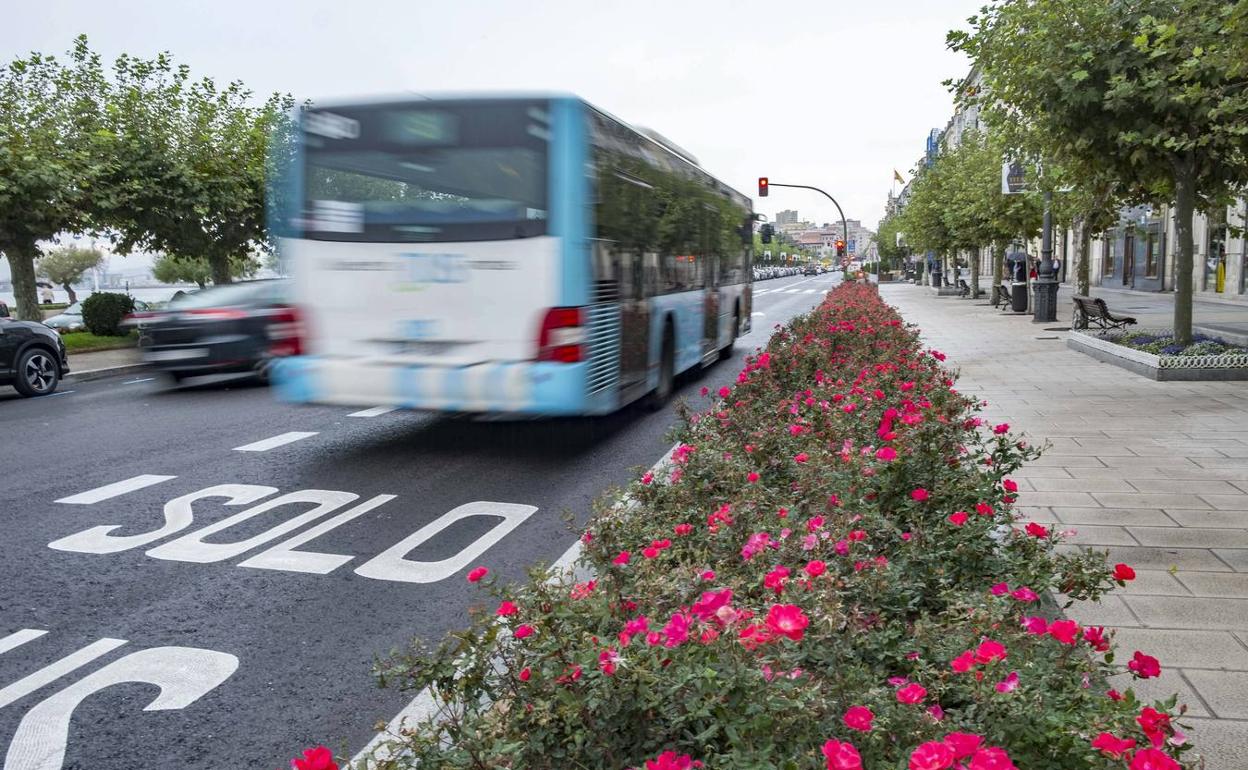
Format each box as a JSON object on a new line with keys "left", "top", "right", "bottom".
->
{"left": 307, "top": 283, "right": 1193, "bottom": 770}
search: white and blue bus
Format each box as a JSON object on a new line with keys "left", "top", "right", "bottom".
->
{"left": 271, "top": 95, "right": 752, "bottom": 416}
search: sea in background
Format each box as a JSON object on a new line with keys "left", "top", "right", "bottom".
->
{"left": 0, "top": 285, "right": 199, "bottom": 307}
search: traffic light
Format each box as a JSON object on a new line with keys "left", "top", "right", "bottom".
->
{"left": 758, "top": 177, "right": 769, "bottom": 197}
{"left": 760, "top": 223, "right": 774, "bottom": 244}
{"left": 835, "top": 240, "right": 846, "bottom": 257}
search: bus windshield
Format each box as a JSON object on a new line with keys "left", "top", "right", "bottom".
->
{"left": 300, "top": 100, "right": 550, "bottom": 243}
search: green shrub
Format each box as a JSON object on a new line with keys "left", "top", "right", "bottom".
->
{"left": 81, "top": 292, "right": 135, "bottom": 336}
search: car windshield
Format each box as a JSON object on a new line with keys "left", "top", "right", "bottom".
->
{"left": 167, "top": 282, "right": 283, "bottom": 309}
{"left": 64, "top": 302, "right": 82, "bottom": 314}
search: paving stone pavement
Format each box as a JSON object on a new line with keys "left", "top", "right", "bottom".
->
{"left": 881, "top": 283, "right": 1248, "bottom": 770}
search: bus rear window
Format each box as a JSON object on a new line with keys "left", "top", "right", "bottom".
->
{"left": 299, "top": 101, "right": 550, "bottom": 243}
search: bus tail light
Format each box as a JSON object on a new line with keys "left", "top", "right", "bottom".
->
{"left": 266, "top": 305, "right": 304, "bottom": 357}
{"left": 536, "top": 307, "right": 585, "bottom": 363}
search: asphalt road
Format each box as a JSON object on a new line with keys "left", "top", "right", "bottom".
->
{"left": 0, "top": 272, "right": 842, "bottom": 770}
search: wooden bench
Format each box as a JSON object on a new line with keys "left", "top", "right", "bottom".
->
{"left": 1072, "top": 295, "right": 1137, "bottom": 331}
{"left": 995, "top": 284, "right": 1013, "bottom": 309}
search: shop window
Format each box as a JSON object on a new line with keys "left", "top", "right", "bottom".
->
{"left": 1206, "top": 217, "right": 1227, "bottom": 293}
{"left": 1143, "top": 227, "right": 1161, "bottom": 279}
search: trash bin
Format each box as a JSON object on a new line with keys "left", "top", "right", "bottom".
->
{"left": 1011, "top": 282, "right": 1027, "bottom": 312}
{"left": 1005, "top": 252, "right": 1028, "bottom": 311}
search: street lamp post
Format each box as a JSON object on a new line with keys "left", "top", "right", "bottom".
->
{"left": 1033, "top": 190, "right": 1058, "bottom": 322}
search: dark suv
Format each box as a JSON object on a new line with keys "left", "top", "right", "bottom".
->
{"left": 0, "top": 317, "right": 70, "bottom": 396}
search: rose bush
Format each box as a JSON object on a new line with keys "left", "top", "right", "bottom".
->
{"left": 352, "top": 283, "right": 1192, "bottom": 770}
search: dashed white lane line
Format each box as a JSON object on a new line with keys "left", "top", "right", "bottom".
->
{"left": 232, "top": 431, "right": 319, "bottom": 452}
{"left": 348, "top": 406, "right": 397, "bottom": 418}
{"left": 122, "top": 377, "right": 155, "bottom": 384}
{"left": 55, "top": 475, "right": 178, "bottom": 505}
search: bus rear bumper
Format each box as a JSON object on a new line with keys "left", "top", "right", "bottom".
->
{"left": 272, "top": 356, "right": 613, "bottom": 416}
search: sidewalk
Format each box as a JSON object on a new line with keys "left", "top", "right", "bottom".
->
{"left": 65, "top": 346, "right": 144, "bottom": 382}
{"left": 882, "top": 283, "right": 1248, "bottom": 770}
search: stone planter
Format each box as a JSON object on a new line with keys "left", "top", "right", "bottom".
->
{"left": 1067, "top": 329, "right": 1248, "bottom": 381}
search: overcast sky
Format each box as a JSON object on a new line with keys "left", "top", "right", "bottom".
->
{"left": 4, "top": 0, "right": 980, "bottom": 241}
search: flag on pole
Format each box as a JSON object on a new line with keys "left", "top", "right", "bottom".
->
{"left": 893, "top": 169, "right": 905, "bottom": 185}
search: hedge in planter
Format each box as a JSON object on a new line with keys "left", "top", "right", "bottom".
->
{"left": 341, "top": 283, "right": 1189, "bottom": 770}
{"left": 80, "top": 292, "right": 135, "bottom": 336}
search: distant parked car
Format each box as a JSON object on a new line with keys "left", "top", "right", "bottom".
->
{"left": 0, "top": 317, "right": 69, "bottom": 396}
{"left": 130, "top": 280, "right": 299, "bottom": 384}
{"left": 44, "top": 299, "right": 150, "bottom": 333}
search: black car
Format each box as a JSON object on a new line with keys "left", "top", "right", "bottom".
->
{"left": 132, "top": 280, "right": 301, "bottom": 383}
{"left": 0, "top": 317, "right": 70, "bottom": 396}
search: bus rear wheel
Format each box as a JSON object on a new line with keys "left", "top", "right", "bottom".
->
{"left": 647, "top": 328, "right": 675, "bottom": 411}
{"left": 719, "top": 305, "right": 740, "bottom": 361}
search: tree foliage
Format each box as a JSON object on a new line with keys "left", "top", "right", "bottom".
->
{"left": 0, "top": 36, "right": 291, "bottom": 320}
{"left": 950, "top": 0, "right": 1248, "bottom": 342}
{"left": 152, "top": 252, "right": 256, "bottom": 288}
{"left": 37, "top": 244, "right": 104, "bottom": 303}
{"left": 0, "top": 38, "right": 107, "bottom": 320}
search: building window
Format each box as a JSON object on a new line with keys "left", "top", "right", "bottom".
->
{"left": 1104, "top": 232, "right": 1117, "bottom": 276}
{"left": 1143, "top": 227, "right": 1161, "bottom": 279}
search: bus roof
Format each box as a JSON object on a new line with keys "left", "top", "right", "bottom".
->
{"left": 301, "top": 92, "right": 752, "bottom": 209}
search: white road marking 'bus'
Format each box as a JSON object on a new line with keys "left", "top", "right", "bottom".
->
{"left": 0, "top": 638, "right": 127, "bottom": 710}
{"left": 3, "top": 647, "right": 238, "bottom": 770}
{"left": 54, "top": 475, "right": 177, "bottom": 505}
{"left": 0, "top": 630, "right": 49, "bottom": 657}
{"left": 348, "top": 406, "right": 396, "bottom": 417}
{"left": 232, "top": 431, "right": 318, "bottom": 452}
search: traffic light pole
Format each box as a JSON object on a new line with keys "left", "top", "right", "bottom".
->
{"left": 765, "top": 182, "right": 849, "bottom": 255}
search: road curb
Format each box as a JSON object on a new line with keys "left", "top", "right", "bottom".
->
{"left": 65, "top": 363, "right": 149, "bottom": 384}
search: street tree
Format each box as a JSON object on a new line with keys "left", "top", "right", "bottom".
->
{"left": 38, "top": 245, "right": 104, "bottom": 304}
{"left": 0, "top": 38, "right": 107, "bottom": 320}
{"left": 939, "top": 132, "right": 1042, "bottom": 301}
{"left": 100, "top": 49, "right": 292, "bottom": 286}
{"left": 951, "top": 0, "right": 1248, "bottom": 343}
{"left": 897, "top": 160, "right": 954, "bottom": 283}
{"left": 874, "top": 213, "right": 905, "bottom": 273}
{"left": 152, "top": 252, "right": 257, "bottom": 289}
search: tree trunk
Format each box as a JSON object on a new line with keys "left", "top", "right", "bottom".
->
{"left": 62, "top": 283, "right": 78, "bottom": 304}
{"left": 210, "top": 254, "right": 232, "bottom": 286}
{"left": 991, "top": 241, "right": 1005, "bottom": 306}
{"left": 3, "top": 243, "right": 42, "bottom": 321}
{"left": 1073, "top": 217, "right": 1091, "bottom": 328}
{"left": 1173, "top": 153, "right": 1196, "bottom": 345}
{"left": 970, "top": 248, "right": 981, "bottom": 298}
{"left": 1075, "top": 217, "right": 1091, "bottom": 297}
